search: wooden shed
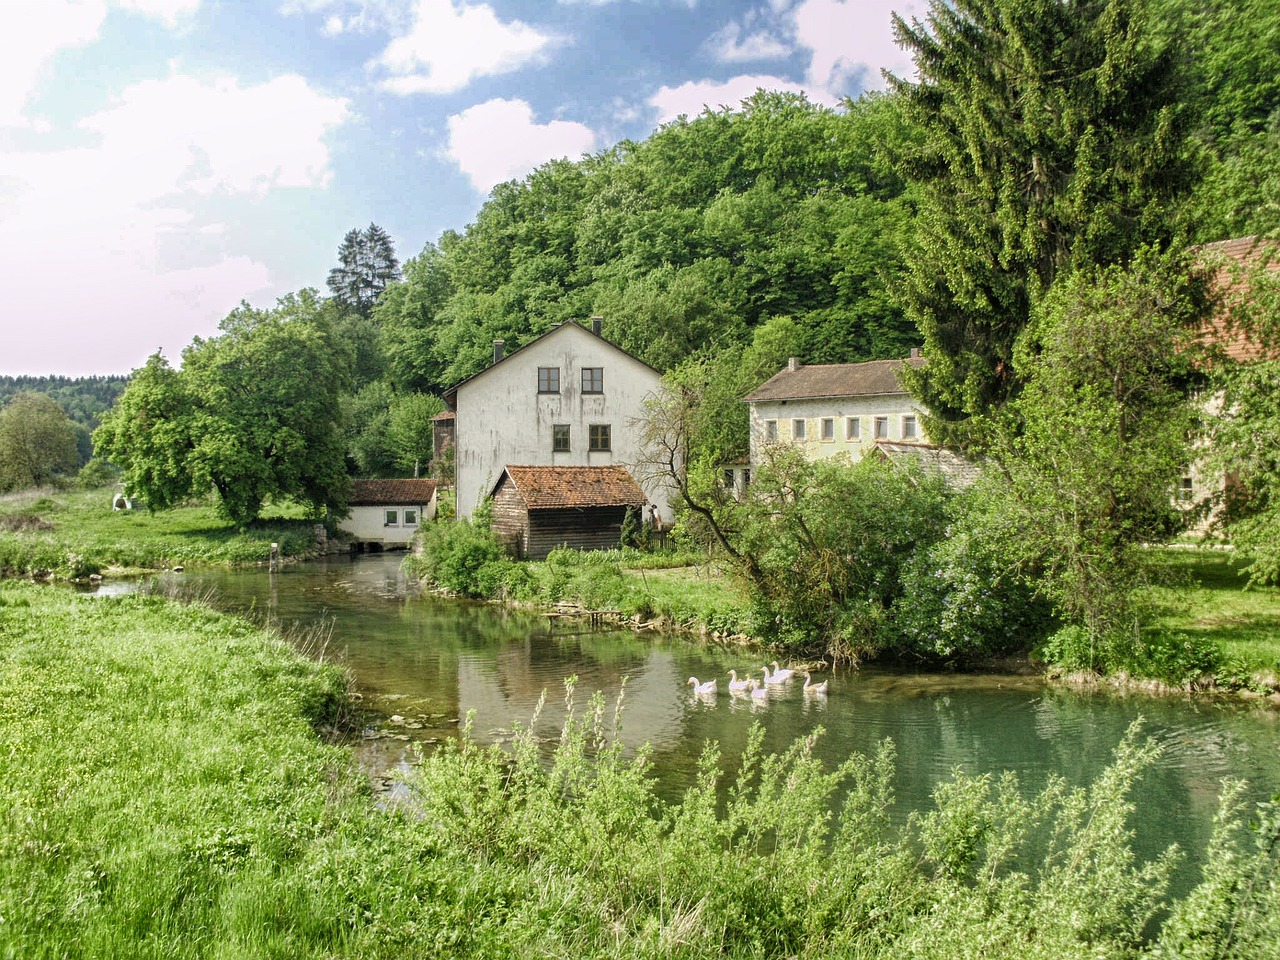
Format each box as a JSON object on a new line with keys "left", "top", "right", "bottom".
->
{"left": 489, "top": 465, "right": 648, "bottom": 560}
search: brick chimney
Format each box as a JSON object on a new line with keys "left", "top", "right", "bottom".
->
{"left": 493, "top": 339, "right": 505, "bottom": 364}
{"left": 787, "top": 356, "right": 800, "bottom": 372}
{"left": 590, "top": 316, "right": 603, "bottom": 336}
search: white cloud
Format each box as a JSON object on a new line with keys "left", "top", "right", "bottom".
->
{"left": 0, "top": 72, "right": 351, "bottom": 374}
{"left": 372, "top": 0, "right": 554, "bottom": 96}
{"left": 792, "top": 0, "right": 922, "bottom": 91}
{"left": 321, "top": 14, "right": 346, "bottom": 35}
{"left": 705, "top": 19, "right": 790, "bottom": 64}
{"left": 115, "top": 0, "right": 200, "bottom": 27}
{"left": 445, "top": 98, "right": 596, "bottom": 192}
{"left": 0, "top": 1, "right": 108, "bottom": 129}
{"left": 648, "top": 75, "right": 812, "bottom": 126}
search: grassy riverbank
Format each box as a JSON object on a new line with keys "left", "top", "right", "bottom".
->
{"left": 2, "top": 582, "right": 1276, "bottom": 957}
{"left": 0, "top": 486, "right": 321, "bottom": 578}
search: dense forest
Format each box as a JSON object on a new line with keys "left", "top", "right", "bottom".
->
{"left": 0, "top": 375, "right": 127, "bottom": 464}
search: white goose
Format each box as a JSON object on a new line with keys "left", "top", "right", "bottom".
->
{"left": 747, "top": 678, "right": 770, "bottom": 700}
{"left": 727, "top": 669, "right": 751, "bottom": 693}
{"left": 802, "top": 672, "right": 829, "bottom": 696}
{"left": 687, "top": 676, "right": 718, "bottom": 695}
{"left": 762, "top": 660, "right": 793, "bottom": 686}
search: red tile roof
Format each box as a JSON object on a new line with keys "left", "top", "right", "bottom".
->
{"left": 742, "top": 356, "right": 926, "bottom": 403}
{"left": 349, "top": 478, "right": 438, "bottom": 506}
{"left": 1195, "top": 236, "right": 1279, "bottom": 363}
{"left": 496, "top": 465, "right": 647, "bottom": 510}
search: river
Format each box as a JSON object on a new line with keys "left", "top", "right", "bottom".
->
{"left": 104, "top": 551, "right": 1280, "bottom": 893}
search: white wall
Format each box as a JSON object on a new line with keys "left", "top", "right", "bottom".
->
{"left": 747, "top": 394, "right": 927, "bottom": 466}
{"left": 339, "top": 502, "right": 434, "bottom": 547}
{"left": 454, "top": 323, "right": 671, "bottom": 521}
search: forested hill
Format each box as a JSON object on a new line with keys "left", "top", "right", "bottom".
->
{"left": 372, "top": 91, "right": 920, "bottom": 395}
{"left": 0, "top": 376, "right": 127, "bottom": 431}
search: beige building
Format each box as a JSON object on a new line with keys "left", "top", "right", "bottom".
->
{"left": 339, "top": 478, "right": 438, "bottom": 549}
{"left": 444, "top": 319, "right": 671, "bottom": 523}
{"left": 743, "top": 354, "right": 929, "bottom": 466}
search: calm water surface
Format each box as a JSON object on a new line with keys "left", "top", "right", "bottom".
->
{"left": 133, "top": 553, "right": 1280, "bottom": 890}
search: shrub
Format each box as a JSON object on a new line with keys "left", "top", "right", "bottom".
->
{"left": 408, "top": 519, "right": 504, "bottom": 598}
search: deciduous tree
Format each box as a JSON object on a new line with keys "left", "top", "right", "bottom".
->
{"left": 0, "top": 392, "right": 81, "bottom": 491}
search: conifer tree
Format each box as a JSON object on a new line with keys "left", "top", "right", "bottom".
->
{"left": 887, "top": 0, "right": 1196, "bottom": 447}
{"left": 326, "top": 222, "right": 401, "bottom": 318}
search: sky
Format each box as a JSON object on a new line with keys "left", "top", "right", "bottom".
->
{"left": 0, "top": 0, "right": 924, "bottom": 377}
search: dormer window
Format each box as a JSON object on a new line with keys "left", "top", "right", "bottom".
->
{"left": 582, "top": 367, "right": 604, "bottom": 394}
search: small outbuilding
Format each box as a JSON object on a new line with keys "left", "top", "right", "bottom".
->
{"left": 489, "top": 464, "right": 647, "bottom": 560}
{"left": 340, "top": 478, "right": 438, "bottom": 550}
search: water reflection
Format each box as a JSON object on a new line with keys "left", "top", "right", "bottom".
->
{"left": 97, "top": 552, "right": 1280, "bottom": 894}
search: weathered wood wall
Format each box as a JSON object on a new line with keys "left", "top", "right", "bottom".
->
{"left": 525, "top": 507, "right": 628, "bottom": 560}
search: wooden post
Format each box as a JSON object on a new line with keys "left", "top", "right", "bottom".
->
{"left": 269, "top": 542, "right": 279, "bottom": 573}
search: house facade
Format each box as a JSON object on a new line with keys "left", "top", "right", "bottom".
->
{"left": 445, "top": 319, "right": 670, "bottom": 523}
{"left": 339, "top": 478, "right": 438, "bottom": 549}
{"left": 743, "top": 354, "right": 929, "bottom": 467}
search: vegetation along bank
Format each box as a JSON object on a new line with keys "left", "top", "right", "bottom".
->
{"left": 2, "top": 579, "right": 1278, "bottom": 958}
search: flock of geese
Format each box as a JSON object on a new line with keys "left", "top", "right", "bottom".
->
{"left": 686, "top": 661, "right": 828, "bottom": 701}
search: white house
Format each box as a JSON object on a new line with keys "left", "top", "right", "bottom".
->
{"left": 444, "top": 318, "right": 671, "bottom": 524}
{"left": 339, "top": 478, "right": 438, "bottom": 549}
{"left": 743, "top": 354, "right": 929, "bottom": 466}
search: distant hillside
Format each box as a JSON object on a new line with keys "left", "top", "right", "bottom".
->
{"left": 0, "top": 375, "right": 129, "bottom": 463}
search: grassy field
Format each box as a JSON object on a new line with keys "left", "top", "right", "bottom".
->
{"left": 1146, "top": 547, "right": 1280, "bottom": 686}
{"left": 0, "top": 486, "right": 322, "bottom": 578}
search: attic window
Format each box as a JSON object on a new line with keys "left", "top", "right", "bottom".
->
{"left": 538, "top": 367, "right": 560, "bottom": 393}
{"left": 582, "top": 367, "right": 604, "bottom": 394}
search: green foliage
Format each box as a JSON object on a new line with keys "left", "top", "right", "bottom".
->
{"left": 95, "top": 290, "right": 352, "bottom": 529}
{"left": 326, "top": 222, "right": 400, "bottom": 319}
{"left": 735, "top": 450, "right": 952, "bottom": 659}
{"left": 996, "top": 251, "right": 1209, "bottom": 665}
{"left": 75, "top": 456, "right": 117, "bottom": 489}
{"left": 407, "top": 518, "right": 505, "bottom": 598}
{"left": 890, "top": 0, "right": 1197, "bottom": 446}
{"left": 0, "top": 392, "right": 81, "bottom": 492}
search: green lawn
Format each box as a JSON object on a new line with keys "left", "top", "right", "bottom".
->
{"left": 1146, "top": 547, "right": 1280, "bottom": 684}
{"left": 0, "top": 485, "right": 322, "bottom": 577}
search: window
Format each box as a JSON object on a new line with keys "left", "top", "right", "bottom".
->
{"left": 765, "top": 419, "right": 778, "bottom": 441}
{"left": 742, "top": 469, "right": 750, "bottom": 488}
{"left": 384, "top": 510, "right": 398, "bottom": 526}
{"left": 1178, "top": 476, "right": 1195, "bottom": 502}
{"left": 581, "top": 367, "right": 604, "bottom": 393}
{"left": 588, "top": 423, "right": 611, "bottom": 451}
{"left": 538, "top": 366, "right": 560, "bottom": 393}
{"left": 403, "top": 509, "right": 418, "bottom": 526}
{"left": 724, "top": 469, "right": 736, "bottom": 489}
{"left": 820, "top": 418, "right": 834, "bottom": 441}
{"left": 846, "top": 417, "right": 860, "bottom": 440}
{"left": 552, "top": 423, "right": 571, "bottom": 452}
{"left": 902, "top": 415, "right": 919, "bottom": 440}
{"left": 792, "top": 418, "right": 806, "bottom": 440}
{"left": 874, "top": 416, "right": 889, "bottom": 439}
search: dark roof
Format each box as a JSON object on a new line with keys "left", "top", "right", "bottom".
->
{"left": 443, "top": 320, "right": 660, "bottom": 407}
{"left": 742, "top": 356, "right": 925, "bottom": 403}
{"left": 492, "top": 465, "right": 647, "bottom": 510}
{"left": 1194, "top": 236, "right": 1279, "bottom": 363}
{"left": 432, "top": 410, "right": 455, "bottom": 422}
{"left": 349, "top": 478, "right": 438, "bottom": 506}
{"left": 872, "top": 441, "right": 983, "bottom": 489}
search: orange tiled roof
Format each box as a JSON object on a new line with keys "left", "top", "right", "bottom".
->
{"left": 742, "top": 356, "right": 925, "bottom": 403}
{"left": 1195, "top": 236, "right": 1279, "bottom": 363}
{"left": 497, "top": 465, "right": 647, "bottom": 510}
{"left": 349, "top": 478, "right": 438, "bottom": 506}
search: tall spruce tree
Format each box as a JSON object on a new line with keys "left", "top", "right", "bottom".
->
{"left": 326, "top": 222, "right": 401, "bottom": 318}
{"left": 887, "top": 0, "right": 1196, "bottom": 448}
